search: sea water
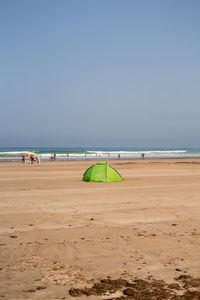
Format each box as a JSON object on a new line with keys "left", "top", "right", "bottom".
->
{"left": 0, "top": 147, "right": 200, "bottom": 162}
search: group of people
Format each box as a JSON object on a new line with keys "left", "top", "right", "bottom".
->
{"left": 22, "top": 153, "right": 56, "bottom": 164}
{"left": 22, "top": 154, "right": 40, "bottom": 164}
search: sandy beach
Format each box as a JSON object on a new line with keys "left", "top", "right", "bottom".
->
{"left": 0, "top": 159, "right": 200, "bottom": 299}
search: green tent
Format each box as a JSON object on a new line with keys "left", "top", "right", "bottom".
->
{"left": 82, "top": 162, "right": 122, "bottom": 182}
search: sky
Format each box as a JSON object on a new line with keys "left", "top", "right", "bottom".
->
{"left": 0, "top": 0, "right": 200, "bottom": 148}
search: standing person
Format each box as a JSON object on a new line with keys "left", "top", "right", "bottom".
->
{"left": 54, "top": 153, "right": 56, "bottom": 160}
{"left": 30, "top": 155, "right": 35, "bottom": 164}
{"left": 36, "top": 156, "right": 40, "bottom": 164}
{"left": 22, "top": 154, "right": 25, "bottom": 162}
{"left": 141, "top": 153, "right": 145, "bottom": 159}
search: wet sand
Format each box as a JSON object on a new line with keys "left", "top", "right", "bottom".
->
{"left": 0, "top": 159, "right": 200, "bottom": 299}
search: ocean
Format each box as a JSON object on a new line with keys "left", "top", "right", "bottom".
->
{"left": 0, "top": 147, "right": 200, "bottom": 162}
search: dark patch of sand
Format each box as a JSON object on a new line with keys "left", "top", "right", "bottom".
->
{"left": 69, "top": 276, "right": 200, "bottom": 299}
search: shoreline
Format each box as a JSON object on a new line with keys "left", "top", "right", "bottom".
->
{"left": 1, "top": 148, "right": 200, "bottom": 162}
{"left": 1, "top": 155, "right": 200, "bottom": 163}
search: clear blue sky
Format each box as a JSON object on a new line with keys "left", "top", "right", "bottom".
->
{"left": 0, "top": 0, "right": 200, "bottom": 148}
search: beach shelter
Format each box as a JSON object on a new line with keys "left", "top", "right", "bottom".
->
{"left": 82, "top": 162, "right": 122, "bottom": 182}
{"left": 25, "top": 152, "right": 36, "bottom": 156}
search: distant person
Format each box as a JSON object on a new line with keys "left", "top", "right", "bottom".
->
{"left": 51, "top": 153, "right": 54, "bottom": 160}
{"left": 141, "top": 153, "right": 145, "bottom": 159}
{"left": 22, "top": 154, "right": 25, "bottom": 162}
{"left": 36, "top": 156, "right": 40, "bottom": 164}
{"left": 30, "top": 155, "right": 35, "bottom": 164}
{"left": 54, "top": 153, "right": 56, "bottom": 160}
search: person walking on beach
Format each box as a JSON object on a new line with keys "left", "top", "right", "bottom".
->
{"left": 22, "top": 154, "right": 25, "bottom": 162}
{"left": 53, "top": 153, "right": 56, "bottom": 160}
{"left": 141, "top": 153, "right": 145, "bottom": 159}
{"left": 36, "top": 156, "right": 40, "bottom": 164}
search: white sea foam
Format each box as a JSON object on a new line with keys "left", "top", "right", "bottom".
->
{"left": 86, "top": 150, "right": 187, "bottom": 154}
{"left": 0, "top": 151, "right": 28, "bottom": 155}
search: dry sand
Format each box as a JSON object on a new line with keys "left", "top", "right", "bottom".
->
{"left": 0, "top": 159, "right": 200, "bottom": 299}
